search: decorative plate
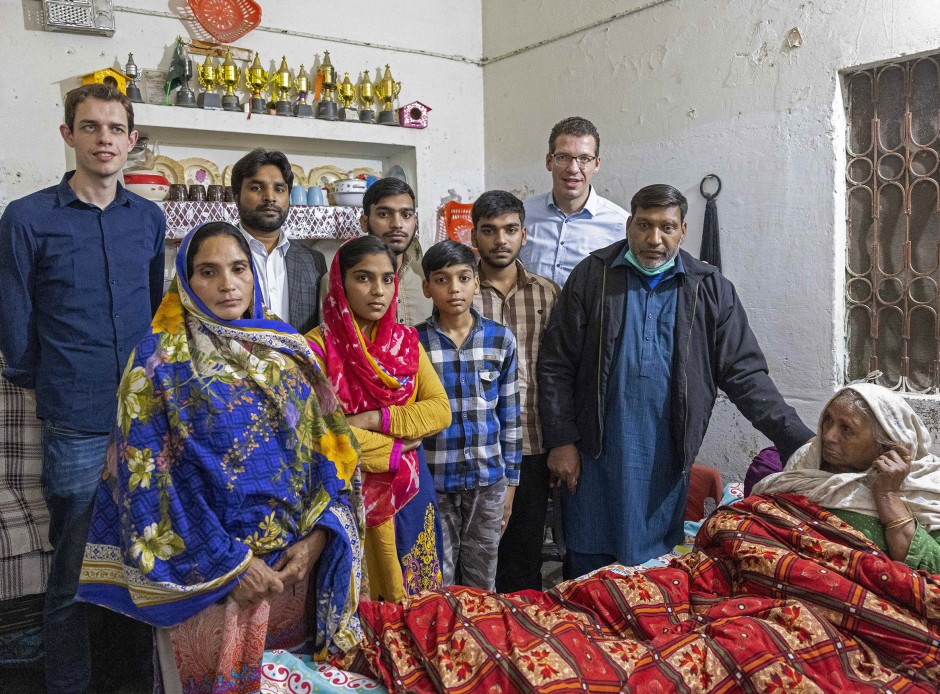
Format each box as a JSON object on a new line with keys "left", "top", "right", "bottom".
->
{"left": 307, "top": 165, "right": 346, "bottom": 188}
{"left": 179, "top": 157, "right": 221, "bottom": 186}
{"left": 290, "top": 163, "right": 307, "bottom": 188}
{"left": 221, "top": 164, "right": 235, "bottom": 188}
{"left": 348, "top": 166, "right": 382, "bottom": 180}
{"left": 151, "top": 155, "right": 185, "bottom": 185}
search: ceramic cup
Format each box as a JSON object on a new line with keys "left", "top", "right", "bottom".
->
{"left": 223, "top": 186, "right": 234, "bottom": 202}
{"left": 290, "top": 186, "right": 308, "bottom": 206}
{"left": 206, "top": 185, "right": 224, "bottom": 201}
{"left": 168, "top": 184, "right": 188, "bottom": 202}
{"left": 188, "top": 184, "right": 207, "bottom": 202}
{"left": 307, "top": 186, "right": 325, "bottom": 206}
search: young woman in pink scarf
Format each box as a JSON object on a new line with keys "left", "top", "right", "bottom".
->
{"left": 307, "top": 235, "right": 451, "bottom": 602}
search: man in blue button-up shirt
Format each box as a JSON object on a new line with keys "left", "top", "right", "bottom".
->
{"left": 0, "top": 84, "right": 165, "bottom": 693}
{"left": 519, "top": 116, "right": 629, "bottom": 286}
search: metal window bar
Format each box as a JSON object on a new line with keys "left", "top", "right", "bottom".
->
{"left": 844, "top": 55, "right": 940, "bottom": 393}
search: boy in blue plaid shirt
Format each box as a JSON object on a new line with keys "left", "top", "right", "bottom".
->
{"left": 416, "top": 240, "right": 522, "bottom": 590}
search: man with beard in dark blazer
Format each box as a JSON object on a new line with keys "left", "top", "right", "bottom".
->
{"left": 232, "top": 148, "right": 326, "bottom": 332}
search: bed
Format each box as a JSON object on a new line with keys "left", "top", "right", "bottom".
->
{"left": 334, "top": 492, "right": 940, "bottom": 693}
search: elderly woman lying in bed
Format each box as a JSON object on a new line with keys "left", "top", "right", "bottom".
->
{"left": 754, "top": 382, "right": 940, "bottom": 573}
{"left": 336, "top": 383, "right": 940, "bottom": 693}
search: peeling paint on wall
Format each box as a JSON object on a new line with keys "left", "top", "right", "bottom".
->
{"left": 907, "top": 399, "right": 940, "bottom": 455}
{"left": 786, "top": 27, "right": 805, "bottom": 49}
{"left": 725, "top": 20, "right": 781, "bottom": 86}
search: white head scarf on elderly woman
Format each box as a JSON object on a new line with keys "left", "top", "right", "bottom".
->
{"left": 753, "top": 382, "right": 940, "bottom": 532}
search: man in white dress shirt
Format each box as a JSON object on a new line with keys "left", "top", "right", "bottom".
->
{"left": 232, "top": 149, "right": 326, "bottom": 332}
{"left": 519, "top": 117, "right": 629, "bottom": 286}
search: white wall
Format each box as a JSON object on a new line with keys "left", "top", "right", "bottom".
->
{"left": 0, "top": 0, "right": 485, "bottom": 245}
{"left": 482, "top": 0, "right": 940, "bottom": 481}
{"left": 5, "top": 0, "right": 939, "bottom": 483}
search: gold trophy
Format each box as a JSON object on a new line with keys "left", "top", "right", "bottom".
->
{"left": 315, "top": 51, "right": 338, "bottom": 121}
{"left": 292, "top": 64, "right": 314, "bottom": 118}
{"left": 219, "top": 50, "right": 241, "bottom": 111}
{"left": 375, "top": 64, "right": 401, "bottom": 125}
{"left": 196, "top": 54, "right": 222, "bottom": 110}
{"left": 272, "top": 56, "right": 293, "bottom": 117}
{"left": 244, "top": 52, "right": 269, "bottom": 114}
{"left": 337, "top": 72, "right": 358, "bottom": 121}
{"left": 358, "top": 69, "right": 376, "bottom": 123}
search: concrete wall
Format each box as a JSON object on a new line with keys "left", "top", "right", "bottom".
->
{"left": 482, "top": 0, "right": 940, "bottom": 481}
{"left": 0, "top": 0, "right": 485, "bottom": 244}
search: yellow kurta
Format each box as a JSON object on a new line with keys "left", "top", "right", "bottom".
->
{"left": 306, "top": 327, "right": 451, "bottom": 602}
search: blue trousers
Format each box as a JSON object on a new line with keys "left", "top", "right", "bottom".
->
{"left": 41, "top": 420, "right": 108, "bottom": 694}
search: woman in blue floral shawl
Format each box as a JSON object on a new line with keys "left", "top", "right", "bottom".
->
{"left": 78, "top": 223, "right": 364, "bottom": 694}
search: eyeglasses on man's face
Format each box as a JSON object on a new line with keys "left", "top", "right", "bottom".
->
{"left": 550, "top": 153, "right": 598, "bottom": 169}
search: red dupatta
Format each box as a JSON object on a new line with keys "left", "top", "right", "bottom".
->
{"left": 320, "top": 245, "right": 421, "bottom": 527}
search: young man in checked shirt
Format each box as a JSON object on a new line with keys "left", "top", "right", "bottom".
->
{"left": 416, "top": 240, "right": 522, "bottom": 590}
{"left": 470, "top": 191, "right": 560, "bottom": 592}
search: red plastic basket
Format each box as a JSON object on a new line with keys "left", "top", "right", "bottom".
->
{"left": 437, "top": 200, "right": 474, "bottom": 246}
{"left": 188, "top": 0, "right": 261, "bottom": 44}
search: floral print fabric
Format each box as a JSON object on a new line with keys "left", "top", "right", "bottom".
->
{"left": 79, "top": 226, "right": 364, "bottom": 661}
{"left": 261, "top": 649, "right": 387, "bottom": 693}
{"left": 341, "top": 494, "right": 940, "bottom": 693}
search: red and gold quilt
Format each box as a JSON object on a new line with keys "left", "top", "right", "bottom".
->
{"left": 338, "top": 494, "right": 940, "bottom": 693}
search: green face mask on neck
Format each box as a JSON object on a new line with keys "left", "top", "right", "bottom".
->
{"left": 624, "top": 249, "right": 676, "bottom": 276}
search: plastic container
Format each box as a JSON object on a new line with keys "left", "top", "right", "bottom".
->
{"left": 332, "top": 178, "right": 367, "bottom": 207}
{"left": 124, "top": 171, "right": 171, "bottom": 201}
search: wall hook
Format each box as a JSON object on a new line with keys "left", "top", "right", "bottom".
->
{"left": 700, "top": 174, "right": 722, "bottom": 200}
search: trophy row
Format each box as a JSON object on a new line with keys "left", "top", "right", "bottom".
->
{"left": 126, "top": 50, "right": 402, "bottom": 124}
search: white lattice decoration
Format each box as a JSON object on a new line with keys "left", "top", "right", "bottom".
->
{"left": 159, "top": 202, "right": 364, "bottom": 240}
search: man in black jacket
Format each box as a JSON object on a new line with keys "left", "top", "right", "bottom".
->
{"left": 539, "top": 184, "right": 813, "bottom": 580}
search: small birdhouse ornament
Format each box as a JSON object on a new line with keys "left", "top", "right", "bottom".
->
{"left": 399, "top": 100, "right": 431, "bottom": 129}
{"left": 82, "top": 67, "right": 130, "bottom": 95}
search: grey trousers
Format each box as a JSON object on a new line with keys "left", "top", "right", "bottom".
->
{"left": 436, "top": 479, "right": 507, "bottom": 590}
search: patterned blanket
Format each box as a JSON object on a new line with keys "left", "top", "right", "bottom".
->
{"left": 339, "top": 494, "right": 940, "bottom": 692}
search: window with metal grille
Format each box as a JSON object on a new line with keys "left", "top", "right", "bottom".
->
{"left": 844, "top": 55, "right": 940, "bottom": 393}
